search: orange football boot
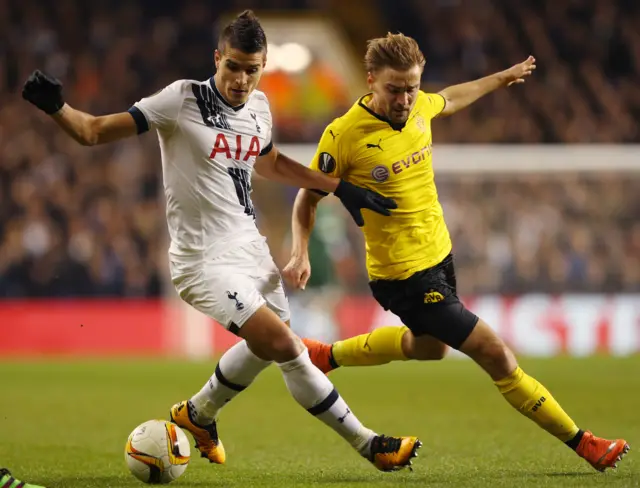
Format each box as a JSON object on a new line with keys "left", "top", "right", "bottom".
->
{"left": 576, "top": 431, "right": 630, "bottom": 472}
{"left": 169, "top": 400, "right": 226, "bottom": 464}
{"left": 367, "top": 435, "right": 422, "bottom": 472}
{"left": 302, "top": 338, "right": 338, "bottom": 375}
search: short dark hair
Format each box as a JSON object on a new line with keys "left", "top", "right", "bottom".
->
{"left": 218, "top": 10, "right": 267, "bottom": 54}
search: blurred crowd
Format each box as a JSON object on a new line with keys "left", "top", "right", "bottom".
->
{"left": 0, "top": 0, "right": 638, "bottom": 298}
{"left": 262, "top": 174, "right": 640, "bottom": 296}
{"left": 439, "top": 174, "right": 640, "bottom": 294}
{"left": 387, "top": 0, "right": 640, "bottom": 143}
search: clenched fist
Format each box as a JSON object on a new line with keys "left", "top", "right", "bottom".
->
{"left": 282, "top": 254, "right": 311, "bottom": 290}
{"left": 22, "top": 69, "right": 65, "bottom": 114}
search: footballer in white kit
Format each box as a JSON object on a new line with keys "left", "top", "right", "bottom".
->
{"left": 22, "top": 9, "right": 422, "bottom": 473}
{"left": 129, "top": 77, "right": 290, "bottom": 332}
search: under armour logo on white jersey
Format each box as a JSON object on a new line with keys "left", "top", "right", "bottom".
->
{"left": 208, "top": 112, "right": 225, "bottom": 128}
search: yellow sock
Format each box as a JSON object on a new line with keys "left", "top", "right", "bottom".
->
{"left": 495, "top": 367, "right": 580, "bottom": 442}
{"left": 332, "top": 326, "right": 409, "bottom": 367}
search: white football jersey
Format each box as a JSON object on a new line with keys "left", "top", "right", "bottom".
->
{"left": 129, "top": 78, "right": 273, "bottom": 261}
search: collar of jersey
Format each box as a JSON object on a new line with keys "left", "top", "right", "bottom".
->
{"left": 209, "top": 78, "right": 246, "bottom": 112}
{"left": 358, "top": 94, "right": 407, "bottom": 131}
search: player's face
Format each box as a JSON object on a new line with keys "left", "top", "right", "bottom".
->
{"left": 214, "top": 46, "right": 266, "bottom": 106}
{"left": 368, "top": 65, "right": 423, "bottom": 124}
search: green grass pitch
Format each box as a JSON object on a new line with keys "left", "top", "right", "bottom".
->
{"left": 0, "top": 356, "right": 638, "bottom": 487}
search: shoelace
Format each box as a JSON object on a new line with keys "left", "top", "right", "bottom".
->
{"left": 204, "top": 421, "right": 219, "bottom": 441}
{"left": 187, "top": 401, "right": 219, "bottom": 450}
{"left": 372, "top": 435, "right": 402, "bottom": 455}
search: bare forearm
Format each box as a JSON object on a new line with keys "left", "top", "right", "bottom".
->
{"left": 291, "top": 190, "right": 319, "bottom": 257}
{"left": 51, "top": 104, "right": 136, "bottom": 146}
{"left": 439, "top": 71, "right": 508, "bottom": 115}
{"left": 51, "top": 104, "right": 98, "bottom": 146}
{"left": 269, "top": 151, "right": 339, "bottom": 193}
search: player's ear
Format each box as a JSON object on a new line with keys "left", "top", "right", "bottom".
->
{"left": 214, "top": 49, "right": 222, "bottom": 70}
{"left": 367, "top": 72, "right": 375, "bottom": 90}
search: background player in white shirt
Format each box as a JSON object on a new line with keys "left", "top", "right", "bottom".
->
{"left": 22, "top": 9, "right": 421, "bottom": 472}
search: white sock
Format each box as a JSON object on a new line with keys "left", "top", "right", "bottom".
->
{"left": 277, "top": 349, "right": 375, "bottom": 455}
{"left": 189, "top": 340, "right": 271, "bottom": 424}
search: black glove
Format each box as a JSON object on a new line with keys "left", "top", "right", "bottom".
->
{"left": 334, "top": 180, "right": 397, "bottom": 227}
{"left": 22, "top": 70, "right": 65, "bottom": 115}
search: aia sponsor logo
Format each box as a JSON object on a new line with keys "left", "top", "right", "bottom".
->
{"left": 210, "top": 133, "right": 260, "bottom": 161}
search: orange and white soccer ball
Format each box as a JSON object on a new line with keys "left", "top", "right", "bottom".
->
{"left": 125, "top": 420, "right": 190, "bottom": 484}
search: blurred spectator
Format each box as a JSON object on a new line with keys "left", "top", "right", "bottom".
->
{"left": 385, "top": 0, "right": 640, "bottom": 143}
{"left": 1, "top": 0, "right": 639, "bottom": 298}
{"left": 268, "top": 174, "right": 640, "bottom": 296}
{"left": 438, "top": 174, "right": 640, "bottom": 294}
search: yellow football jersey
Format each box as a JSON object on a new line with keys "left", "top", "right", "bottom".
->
{"left": 309, "top": 91, "right": 452, "bottom": 280}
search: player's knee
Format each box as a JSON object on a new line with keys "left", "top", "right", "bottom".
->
{"left": 478, "top": 339, "right": 508, "bottom": 362}
{"left": 473, "top": 338, "right": 516, "bottom": 379}
{"left": 267, "top": 331, "right": 305, "bottom": 363}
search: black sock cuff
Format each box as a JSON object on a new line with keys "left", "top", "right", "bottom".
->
{"left": 565, "top": 429, "right": 585, "bottom": 451}
{"left": 328, "top": 346, "right": 340, "bottom": 370}
{"left": 215, "top": 364, "right": 247, "bottom": 392}
{"left": 307, "top": 388, "right": 340, "bottom": 416}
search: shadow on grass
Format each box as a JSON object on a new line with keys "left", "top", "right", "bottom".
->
{"left": 45, "top": 476, "right": 136, "bottom": 488}
{"left": 48, "top": 474, "right": 379, "bottom": 487}
{"left": 540, "top": 472, "right": 597, "bottom": 477}
{"left": 49, "top": 476, "right": 233, "bottom": 488}
{"left": 47, "top": 470, "right": 621, "bottom": 488}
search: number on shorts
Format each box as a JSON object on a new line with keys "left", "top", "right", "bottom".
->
{"left": 227, "top": 167, "right": 255, "bottom": 217}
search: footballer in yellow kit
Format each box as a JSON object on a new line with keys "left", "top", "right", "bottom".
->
{"left": 313, "top": 91, "right": 451, "bottom": 281}
{"left": 307, "top": 89, "right": 478, "bottom": 348}
{"left": 285, "top": 33, "right": 629, "bottom": 472}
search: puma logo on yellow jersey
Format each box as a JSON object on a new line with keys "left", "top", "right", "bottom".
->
{"left": 424, "top": 291, "right": 444, "bottom": 303}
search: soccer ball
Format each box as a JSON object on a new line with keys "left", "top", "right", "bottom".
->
{"left": 125, "top": 420, "right": 190, "bottom": 484}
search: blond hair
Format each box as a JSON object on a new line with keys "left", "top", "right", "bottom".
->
{"left": 364, "top": 33, "right": 425, "bottom": 73}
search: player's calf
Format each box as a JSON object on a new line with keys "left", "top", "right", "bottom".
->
{"left": 244, "top": 307, "right": 423, "bottom": 470}
{"left": 175, "top": 339, "right": 272, "bottom": 464}
{"left": 403, "top": 331, "right": 449, "bottom": 361}
{"left": 303, "top": 328, "right": 448, "bottom": 375}
{"left": 462, "top": 317, "right": 632, "bottom": 471}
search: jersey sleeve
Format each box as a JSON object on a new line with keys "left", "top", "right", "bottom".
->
{"left": 128, "top": 80, "right": 186, "bottom": 134}
{"left": 260, "top": 111, "right": 273, "bottom": 156}
{"left": 309, "top": 123, "right": 349, "bottom": 181}
{"left": 421, "top": 92, "right": 447, "bottom": 119}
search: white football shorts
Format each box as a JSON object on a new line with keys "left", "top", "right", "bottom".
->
{"left": 170, "top": 238, "right": 290, "bottom": 332}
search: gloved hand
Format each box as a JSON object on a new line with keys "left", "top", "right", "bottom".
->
{"left": 334, "top": 180, "right": 397, "bottom": 227}
{"left": 22, "top": 70, "right": 65, "bottom": 115}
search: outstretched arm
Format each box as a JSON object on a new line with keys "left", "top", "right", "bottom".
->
{"left": 52, "top": 107, "right": 137, "bottom": 146}
{"left": 254, "top": 146, "right": 339, "bottom": 194}
{"left": 438, "top": 56, "right": 536, "bottom": 117}
{"left": 22, "top": 70, "right": 138, "bottom": 146}
{"left": 282, "top": 189, "right": 325, "bottom": 290}
{"left": 254, "top": 146, "right": 396, "bottom": 227}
